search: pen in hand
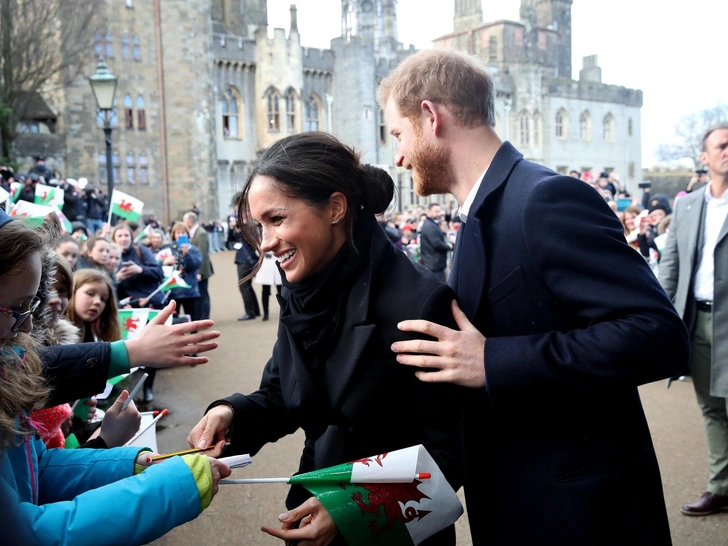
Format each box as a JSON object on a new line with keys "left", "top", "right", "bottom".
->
{"left": 121, "top": 372, "right": 148, "bottom": 411}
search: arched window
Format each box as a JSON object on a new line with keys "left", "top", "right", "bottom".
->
{"left": 304, "top": 95, "right": 320, "bottom": 132}
{"left": 122, "top": 37, "right": 130, "bottom": 59}
{"left": 265, "top": 88, "right": 280, "bottom": 131}
{"left": 124, "top": 94, "right": 133, "bottom": 129}
{"left": 603, "top": 113, "right": 615, "bottom": 142}
{"left": 133, "top": 38, "right": 141, "bottom": 62}
{"left": 518, "top": 110, "right": 530, "bottom": 147}
{"left": 533, "top": 112, "right": 541, "bottom": 146}
{"left": 139, "top": 153, "right": 148, "bottom": 184}
{"left": 555, "top": 108, "right": 568, "bottom": 139}
{"left": 126, "top": 152, "right": 135, "bottom": 183}
{"left": 579, "top": 111, "right": 591, "bottom": 141}
{"left": 285, "top": 89, "right": 296, "bottom": 131}
{"left": 136, "top": 95, "right": 146, "bottom": 130}
{"left": 221, "top": 88, "right": 240, "bottom": 138}
{"left": 94, "top": 33, "right": 103, "bottom": 57}
{"left": 112, "top": 151, "right": 120, "bottom": 183}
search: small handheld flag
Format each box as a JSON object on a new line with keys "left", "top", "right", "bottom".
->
{"left": 10, "top": 182, "right": 22, "bottom": 203}
{"left": 110, "top": 189, "right": 144, "bottom": 223}
{"left": 34, "top": 183, "right": 65, "bottom": 208}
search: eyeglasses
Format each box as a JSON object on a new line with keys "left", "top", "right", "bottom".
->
{"left": 0, "top": 296, "right": 41, "bottom": 332}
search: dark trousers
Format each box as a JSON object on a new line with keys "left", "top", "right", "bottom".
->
{"left": 261, "top": 284, "right": 281, "bottom": 317}
{"left": 237, "top": 263, "right": 260, "bottom": 316}
{"left": 198, "top": 278, "right": 210, "bottom": 320}
{"left": 177, "top": 297, "right": 202, "bottom": 323}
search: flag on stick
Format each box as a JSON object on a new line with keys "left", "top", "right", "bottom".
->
{"left": 9, "top": 201, "right": 56, "bottom": 227}
{"left": 146, "top": 271, "right": 191, "bottom": 302}
{"left": 34, "top": 183, "right": 65, "bottom": 208}
{"left": 155, "top": 247, "right": 173, "bottom": 263}
{"left": 10, "top": 182, "right": 22, "bottom": 203}
{"left": 110, "top": 189, "right": 144, "bottom": 223}
{"left": 118, "top": 309, "right": 151, "bottom": 339}
{"left": 220, "top": 445, "right": 463, "bottom": 546}
{"left": 134, "top": 223, "right": 154, "bottom": 243}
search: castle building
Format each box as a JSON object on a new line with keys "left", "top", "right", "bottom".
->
{"left": 19, "top": 0, "right": 642, "bottom": 223}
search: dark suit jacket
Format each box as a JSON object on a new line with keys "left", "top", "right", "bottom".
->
{"left": 191, "top": 226, "right": 213, "bottom": 280}
{"left": 449, "top": 142, "right": 688, "bottom": 545}
{"left": 420, "top": 216, "right": 450, "bottom": 272}
{"left": 214, "top": 222, "right": 463, "bottom": 545}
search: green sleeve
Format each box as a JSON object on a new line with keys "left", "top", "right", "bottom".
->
{"left": 182, "top": 454, "right": 213, "bottom": 511}
{"left": 109, "top": 340, "right": 131, "bottom": 378}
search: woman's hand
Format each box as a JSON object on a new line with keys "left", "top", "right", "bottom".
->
{"left": 261, "top": 497, "right": 338, "bottom": 546}
{"left": 163, "top": 256, "right": 176, "bottom": 266}
{"left": 97, "top": 390, "right": 142, "bottom": 447}
{"left": 180, "top": 243, "right": 190, "bottom": 255}
{"left": 85, "top": 396, "right": 98, "bottom": 422}
{"left": 187, "top": 404, "right": 233, "bottom": 456}
{"left": 125, "top": 300, "right": 220, "bottom": 368}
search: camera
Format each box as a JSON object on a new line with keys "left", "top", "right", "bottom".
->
{"left": 696, "top": 168, "right": 708, "bottom": 175}
{"left": 638, "top": 181, "right": 652, "bottom": 189}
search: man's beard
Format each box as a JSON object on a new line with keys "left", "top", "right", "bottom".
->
{"left": 409, "top": 136, "right": 455, "bottom": 197}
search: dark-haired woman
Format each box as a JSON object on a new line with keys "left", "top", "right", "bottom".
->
{"left": 188, "top": 132, "right": 463, "bottom": 545}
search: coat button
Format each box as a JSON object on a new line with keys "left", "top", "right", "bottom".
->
{"left": 86, "top": 358, "right": 98, "bottom": 368}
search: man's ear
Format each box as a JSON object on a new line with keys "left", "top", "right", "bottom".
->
{"left": 420, "top": 100, "right": 445, "bottom": 137}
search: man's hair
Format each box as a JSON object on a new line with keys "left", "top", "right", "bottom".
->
{"left": 378, "top": 48, "right": 495, "bottom": 128}
{"left": 427, "top": 203, "right": 441, "bottom": 212}
{"left": 701, "top": 122, "right": 728, "bottom": 152}
{"left": 183, "top": 211, "right": 198, "bottom": 224}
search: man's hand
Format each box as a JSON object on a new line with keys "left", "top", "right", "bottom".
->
{"left": 125, "top": 300, "right": 220, "bottom": 368}
{"left": 261, "top": 497, "right": 338, "bottom": 546}
{"left": 187, "top": 404, "right": 233, "bottom": 455}
{"left": 391, "top": 300, "right": 486, "bottom": 388}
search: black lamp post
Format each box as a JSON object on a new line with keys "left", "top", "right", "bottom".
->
{"left": 88, "top": 57, "right": 118, "bottom": 199}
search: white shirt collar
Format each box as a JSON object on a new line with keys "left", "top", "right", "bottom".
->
{"left": 704, "top": 183, "right": 728, "bottom": 204}
{"left": 459, "top": 168, "right": 488, "bottom": 223}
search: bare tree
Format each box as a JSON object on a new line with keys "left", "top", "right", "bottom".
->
{"left": 0, "top": 0, "right": 102, "bottom": 161}
{"left": 656, "top": 102, "right": 728, "bottom": 167}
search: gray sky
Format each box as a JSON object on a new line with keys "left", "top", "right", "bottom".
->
{"left": 267, "top": 0, "right": 727, "bottom": 169}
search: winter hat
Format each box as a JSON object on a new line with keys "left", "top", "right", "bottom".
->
{"left": 0, "top": 207, "right": 12, "bottom": 230}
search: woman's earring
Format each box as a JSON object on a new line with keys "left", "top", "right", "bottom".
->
{"left": 331, "top": 217, "right": 344, "bottom": 225}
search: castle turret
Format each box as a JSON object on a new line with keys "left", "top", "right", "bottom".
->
{"left": 535, "top": 0, "right": 573, "bottom": 78}
{"left": 341, "top": 1, "right": 399, "bottom": 49}
{"left": 454, "top": 0, "right": 482, "bottom": 33}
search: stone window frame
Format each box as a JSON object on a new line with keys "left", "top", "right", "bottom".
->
{"left": 105, "top": 35, "right": 113, "bottom": 59}
{"left": 518, "top": 109, "right": 530, "bottom": 147}
{"left": 126, "top": 151, "right": 136, "bottom": 184}
{"left": 133, "top": 38, "right": 141, "bottom": 62}
{"left": 98, "top": 153, "right": 107, "bottom": 185}
{"left": 264, "top": 87, "right": 281, "bottom": 132}
{"left": 136, "top": 95, "right": 146, "bottom": 131}
{"left": 532, "top": 111, "right": 541, "bottom": 147}
{"left": 602, "top": 113, "right": 615, "bottom": 143}
{"left": 94, "top": 33, "right": 103, "bottom": 57}
{"left": 123, "top": 94, "right": 134, "bottom": 129}
{"left": 304, "top": 94, "right": 321, "bottom": 132}
{"left": 284, "top": 88, "right": 297, "bottom": 132}
{"left": 122, "top": 37, "right": 130, "bottom": 60}
{"left": 579, "top": 110, "right": 592, "bottom": 141}
{"left": 555, "top": 108, "right": 568, "bottom": 139}
{"left": 112, "top": 151, "right": 120, "bottom": 183}
{"left": 221, "top": 87, "right": 242, "bottom": 139}
{"left": 378, "top": 107, "right": 388, "bottom": 145}
{"left": 139, "top": 153, "right": 149, "bottom": 184}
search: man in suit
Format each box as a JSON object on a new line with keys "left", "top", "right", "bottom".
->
{"left": 383, "top": 48, "right": 689, "bottom": 545}
{"left": 659, "top": 123, "right": 728, "bottom": 516}
{"left": 184, "top": 211, "right": 213, "bottom": 320}
{"left": 419, "top": 203, "right": 452, "bottom": 282}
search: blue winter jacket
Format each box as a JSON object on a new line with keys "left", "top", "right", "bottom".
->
{"left": 116, "top": 243, "right": 165, "bottom": 307}
{"left": 2, "top": 434, "right": 202, "bottom": 545}
{"left": 168, "top": 242, "right": 202, "bottom": 300}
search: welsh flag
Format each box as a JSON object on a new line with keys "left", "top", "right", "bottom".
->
{"left": 9, "top": 200, "right": 56, "bottom": 227}
{"left": 155, "top": 247, "right": 173, "bottom": 263}
{"left": 34, "top": 183, "right": 65, "bottom": 209}
{"left": 134, "top": 223, "right": 154, "bottom": 243}
{"left": 159, "top": 270, "right": 191, "bottom": 291}
{"left": 110, "top": 189, "right": 144, "bottom": 223}
{"left": 10, "top": 182, "right": 22, "bottom": 202}
{"left": 221, "top": 445, "right": 463, "bottom": 546}
{"left": 119, "top": 309, "right": 151, "bottom": 340}
{"left": 119, "top": 309, "right": 173, "bottom": 339}
{"left": 54, "top": 208, "right": 73, "bottom": 233}
{"left": 0, "top": 186, "right": 9, "bottom": 205}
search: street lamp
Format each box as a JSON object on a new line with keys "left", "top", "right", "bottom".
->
{"left": 89, "top": 57, "right": 118, "bottom": 199}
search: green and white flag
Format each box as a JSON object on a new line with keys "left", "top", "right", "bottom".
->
{"left": 119, "top": 309, "right": 151, "bottom": 339}
{"left": 222, "top": 445, "right": 463, "bottom": 546}
{"left": 54, "top": 208, "right": 73, "bottom": 234}
{"left": 10, "top": 182, "right": 22, "bottom": 203}
{"left": 110, "top": 189, "right": 144, "bottom": 222}
{"left": 159, "top": 270, "right": 191, "bottom": 291}
{"left": 9, "top": 200, "right": 55, "bottom": 226}
{"left": 34, "top": 183, "right": 65, "bottom": 208}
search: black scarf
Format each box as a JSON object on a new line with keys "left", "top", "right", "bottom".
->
{"left": 278, "top": 216, "right": 376, "bottom": 368}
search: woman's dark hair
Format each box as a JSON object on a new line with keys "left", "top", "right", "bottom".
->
{"left": 55, "top": 234, "right": 79, "bottom": 249}
{"left": 237, "top": 132, "right": 394, "bottom": 276}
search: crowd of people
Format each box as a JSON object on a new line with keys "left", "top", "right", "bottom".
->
{"left": 0, "top": 45, "right": 724, "bottom": 545}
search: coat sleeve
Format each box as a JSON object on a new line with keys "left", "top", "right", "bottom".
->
{"left": 136, "top": 244, "right": 165, "bottom": 282}
{"left": 657, "top": 201, "right": 682, "bottom": 301}
{"left": 485, "top": 177, "right": 689, "bottom": 401}
{"left": 22, "top": 444, "right": 200, "bottom": 546}
{"left": 40, "top": 343, "right": 112, "bottom": 406}
{"left": 182, "top": 245, "right": 202, "bottom": 272}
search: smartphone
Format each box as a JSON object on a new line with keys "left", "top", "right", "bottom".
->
{"left": 177, "top": 234, "right": 189, "bottom": 246}
{"left": 121, "top": 260, "right": 135, "bottom": 268}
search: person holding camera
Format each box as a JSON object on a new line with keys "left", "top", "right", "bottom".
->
{"left": 687, "top": 168, "right": 710, "bottom": 193}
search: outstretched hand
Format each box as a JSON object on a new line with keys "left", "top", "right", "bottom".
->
{"left": 125, "top": 300, "right": 220, "bottom": 368}
{"left": 261, "top": 497, "right": 337, "bottom": 546}
{"left": 187, "top": 404, "right": 233, "bottom": 456}
{"left": 390, "top": 300, "right": 486, "bottom": 388}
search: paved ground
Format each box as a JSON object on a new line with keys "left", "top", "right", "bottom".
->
{"left": 143, "top": 251, "right": 728, "bottom": 545}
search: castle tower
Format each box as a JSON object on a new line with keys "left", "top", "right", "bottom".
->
{"left": 241, "top": 0, "right": 268, "bottom": 38}
{"left": 519, "top": 0, "right": 537, "bottom": 27}
{"left": 535, "top": 0, "right": 573, "bottom": 78}
{"left": 341, "top": 0, "right": 398, "bottom": 49}
{"left": 453, "top": 0, "right": 482, "bottom": 33}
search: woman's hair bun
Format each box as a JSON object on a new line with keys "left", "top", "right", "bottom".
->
{"left": 360, "top": 164, "right": 395, "bottom": 215}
